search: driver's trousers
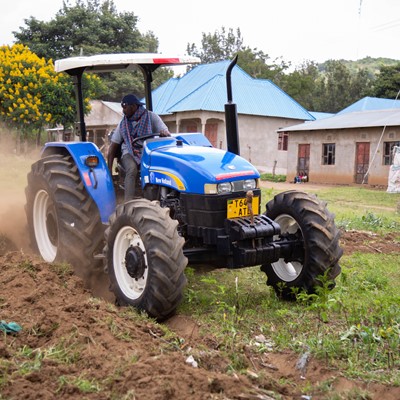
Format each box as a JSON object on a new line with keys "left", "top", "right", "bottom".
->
{"left": 121, "top": 153, "right": 139, "bottom": 201}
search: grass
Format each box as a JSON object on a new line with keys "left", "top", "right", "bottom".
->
{"left": 57, "top": 374, "right": 101, "bottom": 394}
{"left": 260, "top": 172, "right": 287, "bottom": 182}
{"left": 262, "top": 185, "right": 400, "bottom": 234}
{"left": 313, "top": 186, "right": 399, "bottom": 222}
{"left": 180, "top": 251, "right": 400, "bottom": 384}
{"left": 0, "top": 339, "right": 81, "bottom": 389}
{"left": 178, "top": 184, "right": 400, "bottom": 388}
{"left": 49, "top": 262, "right": 74, "bottom": 283}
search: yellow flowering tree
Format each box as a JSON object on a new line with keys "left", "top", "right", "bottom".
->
{"left": 0, "top": 44, "right": 104, "bottom": 149}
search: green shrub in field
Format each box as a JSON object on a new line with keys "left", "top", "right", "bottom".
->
{"left": 260, "top": 173, "right": 286, "bottom": 182}
{"left": 337, "top": 211, "right": 400, "bottom": 233}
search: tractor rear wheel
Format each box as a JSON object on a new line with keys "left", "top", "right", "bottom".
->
{"left": 25, "top": 154, "right": 104, "bottom": 280}
{"left": 261, "top": 190, "right": 342, "bottom": 299}
{"left": 104, "top": 199, "right": 187, "bottom": 320}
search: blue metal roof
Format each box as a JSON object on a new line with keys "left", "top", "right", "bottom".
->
{"left": 338, "top": 96, "right": 400, "bottom": 114}
{"left": 151, "top": 60, "right": 314, "bottom": 121}
{"left": 279, "top": 108, "right": 400, "bottom": 132}
{"left": 309, "top": 111, "right": 335, "bottom": 120}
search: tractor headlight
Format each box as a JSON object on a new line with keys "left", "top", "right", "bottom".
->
{"left": 232, "top": 179, "right": 258, "bottom": 191}
{"left": 217, "top": 182, "right": 233, "bottom": 194}
{"left": 243, "top": 179, "right": 257, "bottom": 190}
{"left": 204, "top": 179, "right": 258, "bottom": 194}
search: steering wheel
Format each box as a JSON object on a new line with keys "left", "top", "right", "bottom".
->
{"left": 131, "top": 134, "right": 160, "bottom": 148}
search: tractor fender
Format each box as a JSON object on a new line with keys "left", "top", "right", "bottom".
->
{"left": 41, "top": 142, "right": 116, "bottom": 223}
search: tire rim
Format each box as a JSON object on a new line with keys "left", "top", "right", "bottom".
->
{"left": 113, "top": 226, "right": 148, "bottom": 300}
{"left": 33, "top": 189, "right": 58, "bottom": 262}
{"left": 272, "top": 213, "right": 303, "bottom": 282}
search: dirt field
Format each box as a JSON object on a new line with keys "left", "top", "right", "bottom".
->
{"left": 1, "top": 163, "right": 400, "bottom": 399}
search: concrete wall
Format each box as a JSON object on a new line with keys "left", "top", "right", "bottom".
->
{"left": 287, "top": 126, "right": 400, "bottom": 186}
{"left": 87, "top": 100, "right": 121, "bottom": 126}
{"left": 236, "top": 114, "right": 300, "bottom": 175}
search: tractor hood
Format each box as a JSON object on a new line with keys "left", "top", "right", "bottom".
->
{"left": 141, "top": 134, "right": 260, "bottom": 194}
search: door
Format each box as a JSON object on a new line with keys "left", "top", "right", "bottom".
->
{"left": 297, "top": 144, "right": 310, "bottom": 178}
{"left": 355, "top": 142, "right": 370, "bottom": 184}
{"left": 186, "top": 124, "right": 197, "bottom": 133}
{"left": 205, "top": 123, "right": 218, "bottom": 147}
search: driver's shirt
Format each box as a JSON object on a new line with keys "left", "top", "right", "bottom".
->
{"left": 111, "top": 110, "right": 168, "bottom": 163}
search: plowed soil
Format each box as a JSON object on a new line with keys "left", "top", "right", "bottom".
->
{"left": 1, "top": 168, "right": 400, "bottom": 399}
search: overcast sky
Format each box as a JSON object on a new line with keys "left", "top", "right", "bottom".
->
{"left": 1, "top": 0, "right": 400, "bottom": 67}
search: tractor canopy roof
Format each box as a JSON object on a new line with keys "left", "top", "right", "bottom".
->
{"left": 53, "top": 53, "right": 200, "bottom": 140}
{"left": 54, "top": 53, "right": 200, "bottom": 74}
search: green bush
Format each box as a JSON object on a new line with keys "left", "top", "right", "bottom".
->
{"left": 259, "top": 172, "right": 286, "bottom": 182}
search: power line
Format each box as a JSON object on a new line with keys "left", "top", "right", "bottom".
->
{"left": 371, "top": 18, "right": 400, "bottom": 32}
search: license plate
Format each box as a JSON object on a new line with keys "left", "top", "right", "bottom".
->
{"left": 227, "top": 196, "right": 260, "bottom": 219}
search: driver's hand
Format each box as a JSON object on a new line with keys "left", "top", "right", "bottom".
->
{"left": 159, "top": 130, "right": 171, "bottom": 137}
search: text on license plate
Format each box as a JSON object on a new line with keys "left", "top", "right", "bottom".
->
{"left": 227, "top": 196, "right": 260, "bottom": 219}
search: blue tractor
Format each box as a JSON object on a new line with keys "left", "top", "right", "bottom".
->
{"left": 25, "top": 54, "right": 342, "bottom": 320}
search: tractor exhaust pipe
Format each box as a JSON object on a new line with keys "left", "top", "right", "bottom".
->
{"left": 225, "top": 55, "right": 240, "bottom": 155}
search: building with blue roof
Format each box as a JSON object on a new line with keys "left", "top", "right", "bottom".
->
{"left": 152, "top": 60, "right": 314, "bottom": 174}
{"left": 279, "top": 98, "right": 400, "bottom": 187}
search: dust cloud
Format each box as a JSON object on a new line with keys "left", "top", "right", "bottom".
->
{"left": 0, "top": 129, "right": 39, "bottom": 253}
{"left": 0, "top": 128, "right": 114, "bottom": 302}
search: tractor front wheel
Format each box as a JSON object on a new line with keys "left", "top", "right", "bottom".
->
{"left": 104, "top": 199, "right": 187, "bottom": 320}
{"left": 261, "top": 190, "right": 342, "bottom": 299}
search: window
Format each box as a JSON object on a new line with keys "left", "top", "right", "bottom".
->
{"left": 278, "top": 132, "right": 288, "bottom": 151}
{"left": 322, "top": 143, "right": 335, "bottom": 165}
{"left": 383, "top": 141, "right": 400, "bottom": 165}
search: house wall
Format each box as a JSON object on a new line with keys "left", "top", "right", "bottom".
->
{"left": 88, "top": 100, "right": 121, "bottom": 126}
{"left": 287, "top": 126, "right": 400, "bottom": 186}
{"left": 163, "top": 111, "right": 303, "bottom": 174}
{"left": 237, "top": 114, "right": 301, "bottom": 175}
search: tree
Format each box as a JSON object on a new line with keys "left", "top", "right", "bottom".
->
{"left": 0, "top": 44, "right": 103, "bottom": 150}
{"left": 186, "top": 27, "right": 288, "bottom": 80}
{"left": 284, "top": 60, "right": 372, "bottom": 113}
{"left": 314, "top": 60, "right": 376, "bottom": 113}
{"left": 371, "top": 63, "right": 400, "bottom": 99}
{"left": 279, "top": 61, "right": 321, "bottom": 111}
{"left": 236, "top": 47, "right": 289, "bottom": 82}
{"left": 317, "top": 60, "right": 354, "bottom": 112}
{"left": 13, "top": 0, "right": 173, "bottom": 101}
{"left": 0, "top": 44, "right": 52, "bottom": 129}
{"left": 186, "top": 27, "right": 244, "bottom": 64}
{"left": 348, "top": 68, "right": 374, "bottom": 101}
{"left": 14, "top": 0, "right": 147, "bottom": 60}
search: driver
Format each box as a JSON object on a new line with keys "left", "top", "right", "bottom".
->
{"left": 107, "top": 94, "right": 170, "bottom": 201}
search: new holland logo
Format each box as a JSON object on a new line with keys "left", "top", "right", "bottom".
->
{"left": 150, "top": 170, "right": 186, "bottom": 191}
